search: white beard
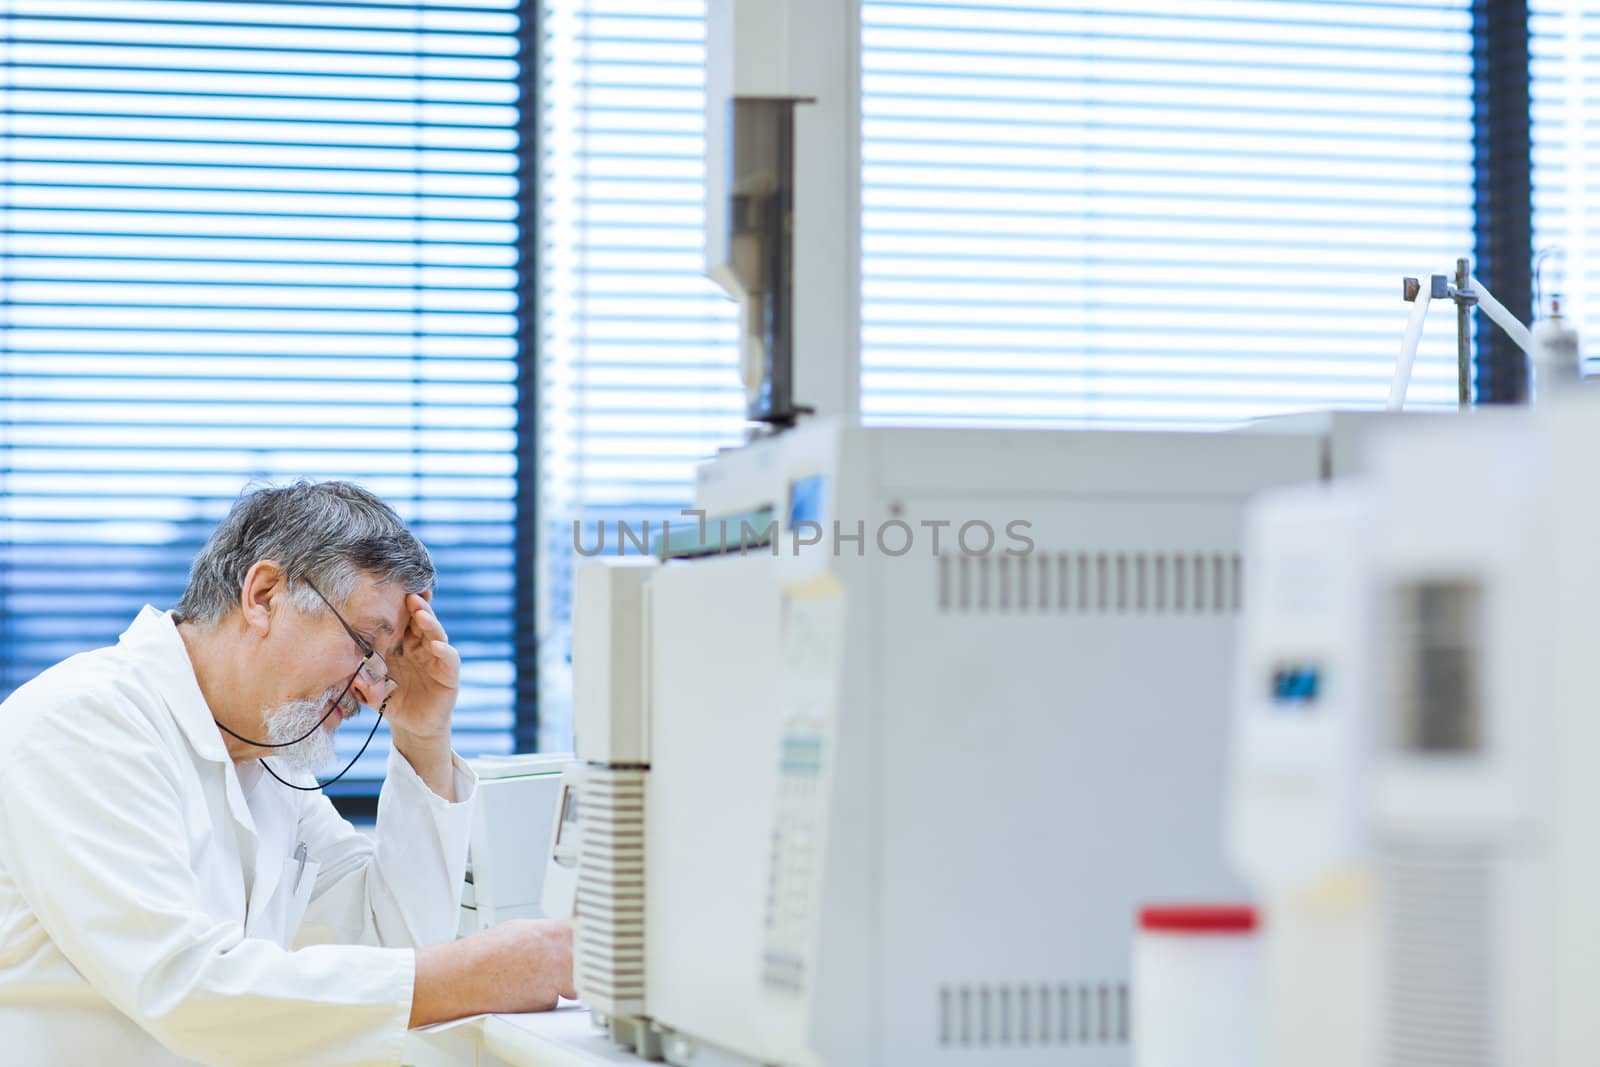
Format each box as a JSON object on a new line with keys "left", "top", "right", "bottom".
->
{"left": 262, "top": 686, "right": 346, "bottom": 776}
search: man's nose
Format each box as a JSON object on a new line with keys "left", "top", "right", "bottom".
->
{"left": 351, "top": 666, "right": 388, "bottom": 708}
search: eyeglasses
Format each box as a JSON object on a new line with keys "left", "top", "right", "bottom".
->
{"left": 302, "top": 579, "right": 388, "bottom": 690}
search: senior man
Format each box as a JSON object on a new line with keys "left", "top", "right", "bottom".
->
{"left": 0, "top": 481, "right": 573, "bottom": 1066}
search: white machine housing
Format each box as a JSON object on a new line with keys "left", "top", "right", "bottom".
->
{"left": 459, "top": 753, "right": 571, "bottom": 935}
{"left": 563, "top": 560, "right": 656, "bottom": 1050}
{"left": 540, "top": 762, "right": 584, "bottom": 924}
{"left": 1227, "top": 481, "right": 1382, "bottom": 1067}
{"left": 1235, "top": 402, "right": 1600, "bottom": 1067}
{"left": 704, "top": 0, "right": 860, "bottom": 422}
{"left": 573, "top": 559, "right": 654, "bottom": 766}
{"left": 1363, "top": 412, "right": 1568, "bottom": 1067}
{"left": 568, "top": 417, "right": 1333, "bottom": 1067}
{"left": 1231, "top": 482, "right": 1376, "bottom": 888}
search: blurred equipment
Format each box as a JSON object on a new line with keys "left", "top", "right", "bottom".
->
{"left": 1532, "top": 248, "right": 1583, "bottom": 396}
{"left": 1362, "top": 415, "right": 1557, "bottom": 1067}
{"left": 1227, "top": 480, "right": 1382, "bottom": 1067}
{"left": 457, "top": 753, "right": 572, "bottom": 936}
{"left": 1234, "top": 403, "right": 1600, "bottom": 1067}
{"left": 561, "top": 417, "right": 1331, "bottom": 1067}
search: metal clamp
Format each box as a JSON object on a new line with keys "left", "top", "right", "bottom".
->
{"left": 1403, "top": 257, "right": 1476, "bottom": 407}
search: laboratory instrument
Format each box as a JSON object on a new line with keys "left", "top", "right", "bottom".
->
{"left": 1226, "top": 479, "right": 1383, "bottom": 1067}
{"left": 557, "top": 417, "right": 1344, "bottom": 1067}
{"left": 704, "top": 0, "right": 858, "bottom": 425}
{"left": 1232, "top": 401, "right": 1600, "bottom": 1067}
{"left": 525, "top": 0, "right": 1537, "bottom": 1062}
{"left": 458, "top": 753, "right": 572, "bottom": 936}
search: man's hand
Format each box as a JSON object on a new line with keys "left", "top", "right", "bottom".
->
{"left": 382, "top": 591, "right": 460, "bottom": 798}
{"left": 382, "top": 591, "right": 458, "bottom": 738}
{"left": 410, "top": 920, "right": 578, "bottom": 1028}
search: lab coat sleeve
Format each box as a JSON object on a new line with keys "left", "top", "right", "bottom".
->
{"left": 0, "top": 690, "right": 416, "bottom": 1067}
{"left": 294, "top": 745, "right": 477, "bottom": 949}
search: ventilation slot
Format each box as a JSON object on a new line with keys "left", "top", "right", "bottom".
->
{"left": 938, "top": 981, "right": 1129, "bottom": 1048}
{"left": 1381, "top": 850, "right": 1494, "bottom": 1067}
{"left": 572, "top": 768, "right": 648, "bottom": 1017}
{"left": 937, "top": 551, "right": 1242, "bottom": 616}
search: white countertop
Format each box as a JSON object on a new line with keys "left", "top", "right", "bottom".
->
{"left": 483, "top": 1006, "right": 642, "bottom": 1067}
{"left": 406, "top": 1003, "right": 639, "bottom": 1067}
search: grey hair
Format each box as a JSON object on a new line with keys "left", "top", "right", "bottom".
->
{"left": 174, "top": 480, "right": 435, "bottom": 626}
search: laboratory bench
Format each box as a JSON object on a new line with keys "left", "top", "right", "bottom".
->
{"left": 404, "top": 1004, "right": 638, "bottom": 1067}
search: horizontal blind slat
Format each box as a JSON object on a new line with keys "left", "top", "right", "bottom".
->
{"left": 0, "top": 1, "right": 524, "bottom": 785}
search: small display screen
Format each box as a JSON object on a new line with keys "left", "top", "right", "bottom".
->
{"left": 1272, "top": 666, "right": 1321, "bottom": 707}
{"left": 788, "top": 474, "right": 828, "bottom": 527}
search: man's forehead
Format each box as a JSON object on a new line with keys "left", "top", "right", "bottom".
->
{"left": 348, "top": 578, "right": 414, "bottom": 646}
{"left": 354, "top": 612, "right": 406, "bottom": 659}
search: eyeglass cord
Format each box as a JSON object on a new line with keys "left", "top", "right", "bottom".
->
{"left": 260, "top": 704, "right": 387, "bottom": 792}
{"left": 214, "top": 688, "right": 392, "bottom": 791}
{"left": 208, "top": 581, "right": 398, "bottom": 791}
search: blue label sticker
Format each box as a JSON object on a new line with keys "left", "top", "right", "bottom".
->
{"left": 1272, "top": 666, "right": 1320, "bottom": 706}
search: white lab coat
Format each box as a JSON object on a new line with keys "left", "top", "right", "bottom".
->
{"left": 0, "top": 606, "right": 478, "bottom": 1066}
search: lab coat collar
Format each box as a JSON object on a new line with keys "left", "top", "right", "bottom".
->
{"left": 119, "top": 606, "right": 259, "bottom": 840}
{"left": 120, "top": 606, "right": 232, "bottom": 765}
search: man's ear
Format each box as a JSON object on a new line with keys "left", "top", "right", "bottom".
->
{"left": 239, "top": 560, "right": 287, "bottom": 638}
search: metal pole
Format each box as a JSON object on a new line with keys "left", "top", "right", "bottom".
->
{"left": 1456, "top": 257, "right": 1472, "bottom": 407}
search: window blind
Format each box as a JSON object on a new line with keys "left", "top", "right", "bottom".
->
{"left": 860, "top": 0, "right": 1477, "bottom": 427}
{"left": 0, "top": 0, "right": 524, "bottom": 789}
{"left": 539, "top": 0, "right": 741, "bottom": 748}
{"left": 537, "top": 0, "right": 1479, "bottom": 741}
{"left": 1531, "top": 0, "right": 1598, "bottom": 368}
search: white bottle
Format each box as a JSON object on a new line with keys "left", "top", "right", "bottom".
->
{"left": 1531, "top": 293, "right": 1582, "bottom": 399}
{"left": 1132, "top": 904, "right": 1263, "bottom": 1067}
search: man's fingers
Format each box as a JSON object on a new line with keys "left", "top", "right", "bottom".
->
{"left": 427, "top": 641, "right": 461, "bottom": 687}
{"left": 406, "top": 596, "right": 450, "bottom": 645}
